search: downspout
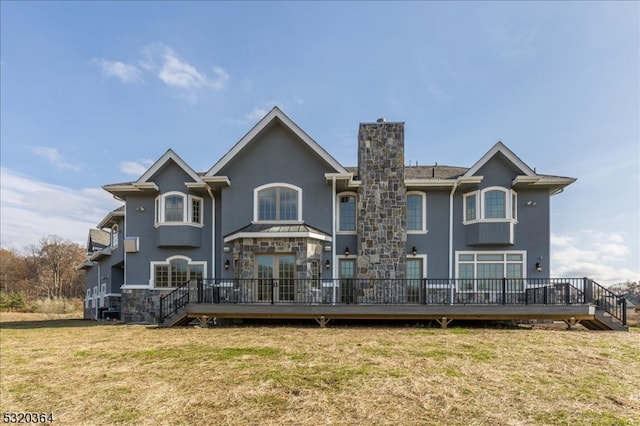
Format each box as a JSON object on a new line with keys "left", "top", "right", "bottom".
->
{"left": 332, "top": 175, "right": 337, "bottom": 304}
{"left": 96, "top": 263, "right": 100, "bottom": 320}
{"left": 123, "top": 208, "right": 127, "bottom": 292}
{"left": 207, "top": 187, "right": 215, "bottom": 280}
{"left": 448, "top": 179, "right": 460, "bottom": 305}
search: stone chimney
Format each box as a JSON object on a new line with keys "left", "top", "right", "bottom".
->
{"left": 356, "top": 120, "right": 407, "bottom": 286}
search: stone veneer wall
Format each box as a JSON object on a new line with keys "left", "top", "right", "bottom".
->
{"left": 84, "top": 295, "right": 121, "bottom": 321}
{"left": 121, "top": 288, "right": 172, "bottom": 323}
{"left": 232, "top": 237, "right": 324, "bottom": 302}
{"left": 356, "top": 121, "right": 407, "bottom": 301}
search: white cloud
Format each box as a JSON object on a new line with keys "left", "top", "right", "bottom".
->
{"left": 95, "top": 44, "right": 228, "bottom": 97}
{"left": 157, "top": 47, "right": 228, "bottom": 90}
{"left": 120, "top": 159, "right": 154, "bottom": 177}
{"left": 551, "top": 231, "right": 639, "bottom": 285}
{"left": 94, "top": 59, "right": 143, "bottom": 83}
{"left": 0, "top": 168, "right": 121, "bottom": 250}
{"left": 30, "top": 146, "right": 81, "bottom": 172}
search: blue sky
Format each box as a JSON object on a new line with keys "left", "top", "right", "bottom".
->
{"left": 1, "top": 1, "right": 638, "bottom": 285}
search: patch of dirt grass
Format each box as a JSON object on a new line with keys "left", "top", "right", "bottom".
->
{"left": 1, "top": 319, "right": 638, "bottom": 425}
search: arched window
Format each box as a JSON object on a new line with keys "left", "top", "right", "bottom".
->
{"left": 155, "top": 192, "right": 203, "bottom": 225}
{"left": 463, "top": 187, "right": 517, "bottom": 223}
{"left": 338, "top": 193, "right": 356, "bottom": 232}
{"left": 111, "top": 225, "right": 119, "bottom": 248}
{"left": 484, "top": 190, "right": 506, "bottom": 218}
{"left": 254, "top": 184, "right": 302, "bottom": 222}
{"left": 151, "top": 256, "right": 206, "bottom": 288}
{"left": 406, "top": 192, "right": 427, "bottom": 233}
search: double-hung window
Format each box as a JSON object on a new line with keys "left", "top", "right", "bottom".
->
{"left": 255, "top": 184, "right": 302, "bottom": 222}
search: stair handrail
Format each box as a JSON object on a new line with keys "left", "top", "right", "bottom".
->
{"left": 158, "top": 278, "right": 195, "bottom": 323}
{"left": 584, "top": 278, "right": 627, "bottom": 325}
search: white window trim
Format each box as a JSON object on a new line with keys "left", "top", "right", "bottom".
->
{"left": 336, "top": 192, "right": 357, "bottom": 234}
{"left": 463, "top": 187, "right": 518, "bottom": 224}
{"left": 189, "top": 195, "right": 204, "bottom": 225}
{"left": 406, "top": 254, "right": 427, "bottom": 278}
{"left": 155, "top": 192, "right": 204, "bottom": 227}
{"left": 455, "top": 250, "right": 527, "bottom": 292}
{"left": 253, "top": 183, "right": 303, "bottom": 223}
{"left": 463, "top": 192, "right": 477, "bottom": 223}
{"left": 149, "top": 255, "right": 207, "bottom": 289}
{"left": 407, "top": 191, "right": 427, "bottom": 234}
{"left": 111, "top": 224, "right": 119, "bottom": 248}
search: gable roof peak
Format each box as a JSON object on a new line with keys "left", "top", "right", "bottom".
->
{"left": 464, "top": 141, "right": 536, "bottom": 177}
{"left": 206, "top": 106, "right": 347, "bottom": 176}
{"left": 138, "top": 148, "right": 203, "bottom": 184}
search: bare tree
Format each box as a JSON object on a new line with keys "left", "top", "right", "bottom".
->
{"left": 36, "top": 236, "right": 86, "bottom": 299}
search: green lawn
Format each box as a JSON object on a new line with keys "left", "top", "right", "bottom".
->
{"left": 1, "top": 319, "right": 639, "bottom": 425}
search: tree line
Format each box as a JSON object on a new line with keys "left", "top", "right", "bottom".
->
{"left": 0, "top": 235, "right": 87, "bottom": 310}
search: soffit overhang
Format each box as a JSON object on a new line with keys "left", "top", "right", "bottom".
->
{"left": 512, "top": 175, "right": 577, "bottom": 195}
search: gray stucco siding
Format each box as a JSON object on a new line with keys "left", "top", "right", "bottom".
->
{"left": 217, "top": 122, "right": 335, "bottom": 238}
{"left": 473, "top": 154, "right": 525, "bottom": 188}
{"left": 123, "top": 161, "right": 213, "bottom": 287}
{"left": 451, "top": 185, "right": 551, "bottom": 279}
{"left": 411, "top": 189, "right": 450, "bottom": 278}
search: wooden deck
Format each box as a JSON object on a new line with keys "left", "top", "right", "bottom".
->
{"left": 158, "top": 279, "right": 628, "bottom": 330}
{"left": 163, "top": 302, "right": 625, "bottom": 330}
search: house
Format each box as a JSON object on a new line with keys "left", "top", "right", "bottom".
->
{"left": 79, "top": 107, "right": 628, "bottom": 330}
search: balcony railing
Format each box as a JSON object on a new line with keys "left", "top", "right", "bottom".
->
{"left": 158, "top": 277, "right": 626, "bottom": 325}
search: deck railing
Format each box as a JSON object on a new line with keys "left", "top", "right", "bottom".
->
{"left": 158, "top": 277, "right": 626, "bottom": 325}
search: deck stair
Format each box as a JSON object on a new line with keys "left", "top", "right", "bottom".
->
{"left": 580, "top": 311, "right": 628, "bottom": 331}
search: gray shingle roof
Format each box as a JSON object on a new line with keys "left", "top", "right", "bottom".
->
{"left": 345, "top": 165, "right": 468, "bottom": 180}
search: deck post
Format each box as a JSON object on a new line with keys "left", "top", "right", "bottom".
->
{"left": 622, "top": 298, "right": 627, "bottom": 325}
{"left": 197, "top": 279, "right": 203, "bottom": 303}
{"left": 502, "top": 278, "right": 507, "bottom": 305}
{"left": 449, "top": 279, "right": 455, "bottom": 305}
{"left": 315, "top": 316, "right": 331, "bottom": 328}
{"left": 271, "top": 278, "right": 275, "bottom": 304}
{"left": 583, "top": 277, "right": 592, "bottom": 303}
{"left": 566, "top": 317, "right": 578, "bottom": 330}
{"left": 436, "top": 316, "right": 452, "bottom": 329}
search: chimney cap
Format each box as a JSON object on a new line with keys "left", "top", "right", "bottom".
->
{"left": 376, "top": 117, "right": 385, "bottom": 123}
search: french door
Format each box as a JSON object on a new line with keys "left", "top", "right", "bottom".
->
{"left": 256, "top": 255, "right": 295, "bottom": 302}
{"left": 339, "top": 259, "right": 356, "bottom": 303}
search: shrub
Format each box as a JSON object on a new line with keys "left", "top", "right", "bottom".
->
{"left": 0, "top": 292, "right": 27, "bottom": 311}
{"left": 30, "top": 298, "right": 83, "bottom": 319}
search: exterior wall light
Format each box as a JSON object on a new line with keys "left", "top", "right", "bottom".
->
{"left": 325, "top": 259, "right": 331, "bottom": 269}
{"left": 535, "top": 262, "right": 542, "bottom": 273}
{"left": 224, "top": 260, "right": 230, "bottom": 270}
{"left": 412, "top": 246, "right": 417, "bottom": 256}
{"left": 344, "top": 247, "right": 350, "bottom": 257}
